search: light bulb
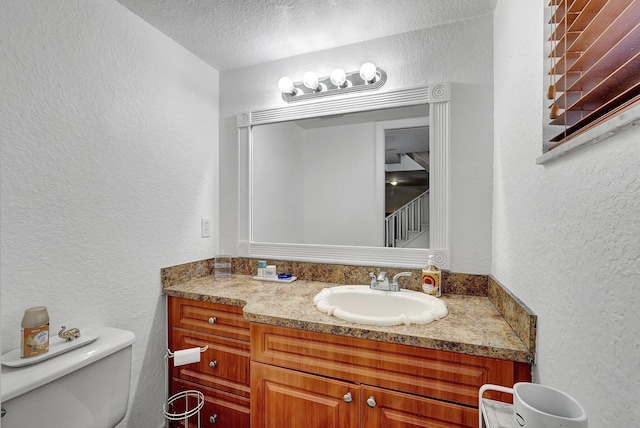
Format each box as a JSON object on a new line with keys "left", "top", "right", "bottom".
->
{"left": 359, "top": 62, "right": 377, "bottom": 83}
{"left": 303, "top": 71, "right": 319, "bottom": 91}
{"left": 278, "top": 76, "right": 296, "bottom": 94}
{"left": 330, "top": 68, "right": 347, "bottom": 88}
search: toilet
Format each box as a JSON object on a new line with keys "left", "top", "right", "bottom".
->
{"left": 1, "top": 326, "right": 135, "bottom": 427}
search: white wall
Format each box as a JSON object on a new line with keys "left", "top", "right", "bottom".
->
{"left": 219, "top": 15, "right": 495, "bottom": 273}
{"left": 493, "top": 1, "right": 640, "bottom": 426}
{"left": 0, "top": 1, "right": 220, "bottom": 427}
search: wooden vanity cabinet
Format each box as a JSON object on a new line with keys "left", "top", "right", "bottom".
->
{"left": 250, "top": 323, "right": 530, "bottom": 428}
{"left": 251, "top": 362, "right": 478, "bottom": 428}
{"left": 168, "top": 297, "right": 251, "bottom": 428}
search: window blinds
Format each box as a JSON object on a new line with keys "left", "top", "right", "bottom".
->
{"left": 547, "top": 0, "right": 640, "bottom": 150}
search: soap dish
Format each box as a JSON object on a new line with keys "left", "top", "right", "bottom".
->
{"left": 252, "top": 276, "right": 297, "bottom": 283}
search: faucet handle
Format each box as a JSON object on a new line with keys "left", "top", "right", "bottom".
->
{"left": 377, "top": 272, "right": 388, "bottom": 282}
{"left": 391, "top": 272, "right": 412, "bottom": 289}
{"left": 392, "top": 271, "right": 412, "bottom": 282}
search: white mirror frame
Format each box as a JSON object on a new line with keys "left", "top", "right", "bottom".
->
{"left": 237, "top": 83, "right": 451, "bottom": 269}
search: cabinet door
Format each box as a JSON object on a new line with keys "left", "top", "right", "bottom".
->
{"left": 251, "top": 362, "right": 359, "bottom": 428}
{"left": 361, "top": 385, "right": 477, "bottom": 428}
{"left": 170, "top": 378, "right": 250, "bottom": 428}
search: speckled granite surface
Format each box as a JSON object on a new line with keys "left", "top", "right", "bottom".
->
{"left": 162, "top": 270, "right": 535, "bottom": 364}
{"left": 489, "top": 276, "right": 537, "bottom": 357}
{"left": 162, "top": 257, "right": 490, "bottom": 295}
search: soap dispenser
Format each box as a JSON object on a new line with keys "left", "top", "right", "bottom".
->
{"left": 422, "top": 255, "right": 441, "bottom": 297}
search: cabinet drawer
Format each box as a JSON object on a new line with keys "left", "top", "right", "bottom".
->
{"left": 252, "top": 323, "right": 517, "bottom": 407}
{"left": 169, "top": 297, "right": 250, "bottom": 342}
{"left": 170, "top": 327, "right": 250, "bottom": 398}
{"left": 361, "top": 385, "right": 477, "bottom": 428}
{"left": 170, "top": 378, "right": 250, "bottom": 428}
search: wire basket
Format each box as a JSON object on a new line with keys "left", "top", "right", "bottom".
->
{"left": 163, "top": 389, "right": 204, "bottom": 426}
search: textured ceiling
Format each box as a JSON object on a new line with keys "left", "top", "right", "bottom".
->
{"left": 117, "top": 0, "right": 495, "bottom": 71}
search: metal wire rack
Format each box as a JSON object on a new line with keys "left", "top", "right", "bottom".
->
{"left": 163, "top": 347, "right": 208, "bottom": 427}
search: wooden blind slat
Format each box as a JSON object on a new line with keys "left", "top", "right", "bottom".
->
{"left": 550, "top": 2, "right": 640, "bottom": 76}
{"left": 568, "top": 0, "right": 618, "bottom": 35}
{"left": 550, "top": 0, "right": 593, "bottom": 39}
{"left": 550, "top": 13, "right": 579, "bottom": 41}
{"left": 568, "top": 0, "right": 639, "bottom": 52}
{"left": 550, "top": 0, "right": 569, "bottom": 24}
{"left": 549, "top": 52, "right": 581, "bottom": 76}
{"left": 546, "top": 0, "right": 640, "bottom": 149}
{"left": 554, "top": 23, "right": 640, "bottom": 92}
{"left": 550, "top": 0, "right": 588, "bottom": 24}
{"left": 549, "top": 0, "right": 634, "bottom": 59}
{"left": 549, "top": 94, "right": 640, "bottom": 145}
{"left": 551, "top": 55, "right": 640, "bottom": 125}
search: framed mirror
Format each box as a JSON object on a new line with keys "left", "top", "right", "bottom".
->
{"left": 237, "top": 83, "right": 450, "bottom": 269}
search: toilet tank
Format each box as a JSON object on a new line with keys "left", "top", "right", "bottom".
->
{"left": 1, "top": 326, "right": 135, "bottom": 428}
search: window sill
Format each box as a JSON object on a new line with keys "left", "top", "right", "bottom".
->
{"left": 537, "top": 103, "right": 640, "bottom": 165}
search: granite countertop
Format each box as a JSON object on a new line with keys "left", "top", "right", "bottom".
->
{"left": 163, "top": 274, "right": 533, "bottom": 363}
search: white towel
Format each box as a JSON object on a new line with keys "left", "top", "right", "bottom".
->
{"left": 173, "top": 347, "right": 201, "bottom": 366}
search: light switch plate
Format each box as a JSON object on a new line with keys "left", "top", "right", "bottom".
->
{"left": 201, "top": 218, "right": 211, "bottom": 238}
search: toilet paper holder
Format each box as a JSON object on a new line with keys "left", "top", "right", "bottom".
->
{"left": 165, "top": 346, "right": 208, "bottom": 360}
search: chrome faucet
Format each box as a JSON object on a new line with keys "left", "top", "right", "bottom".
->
{"left": 369, "top": 272, "right": 389, "bottom": 290}
{"left": 369, "top": 271, "right": 412, "bottom": 291}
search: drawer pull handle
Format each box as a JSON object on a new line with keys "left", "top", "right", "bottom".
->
{"left": 208, "top": 317, "right": 217, "bottom": 324}
{"left": 367, "top": 396, "right": 377, "bottom": 408}
{"left": 210, "top": 414, "right": 218, "bottom": 423}
{"left": 343, "top": 392, "right": 353, "bottom": 403}
{"left": 209, "top": 360, "right": 218, "bottom": 368}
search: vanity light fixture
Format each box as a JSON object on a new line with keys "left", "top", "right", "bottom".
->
{"left": 278, "top": 62, "right": 387, "bottom": 103}
{"left": 277, "top": 76, "right": 298, "bottom": 95}
{"left": 359, "top": 62, "right": 377, "bottom": 83}
{"left": 329, "top": 68, "right": 348, "bottom": 88}
{"left": 302, "top": 71, "right": 322, "bottom": 92}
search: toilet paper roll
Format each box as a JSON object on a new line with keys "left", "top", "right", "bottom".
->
{"left": 173, "top": 347, "right": 201, "bottom": 367}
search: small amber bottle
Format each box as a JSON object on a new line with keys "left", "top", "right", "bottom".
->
{"left": 421, "top": 255, "right": 441, "bottom": 297}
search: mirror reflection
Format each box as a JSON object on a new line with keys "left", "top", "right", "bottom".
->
{"left": 251, "top": 104, "right": 430, "bottom": 248}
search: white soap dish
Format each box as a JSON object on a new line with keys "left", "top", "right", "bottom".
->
{"left": 252, "top": 276, "right": 297, "bottom": 283}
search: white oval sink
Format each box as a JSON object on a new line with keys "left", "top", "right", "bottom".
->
{"left": 313, "top": 285, "right": 448, "bottom": 327}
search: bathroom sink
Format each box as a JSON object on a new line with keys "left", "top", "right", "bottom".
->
{"left": 313, "top": 285, "right": 448, "bottom": 327}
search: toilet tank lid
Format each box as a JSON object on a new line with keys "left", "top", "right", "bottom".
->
{"left": 1, "top": 326, "right": 135, "bottom": 402}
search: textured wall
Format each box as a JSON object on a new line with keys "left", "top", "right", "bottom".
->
{"left": 0, "top": 1, "right": 219, "bottom": 426}
{"left": 493, "top": 0, "right": 640, "bottom": 426}
{"left": 219, "top": 16, "right": 495, "bottom": 273}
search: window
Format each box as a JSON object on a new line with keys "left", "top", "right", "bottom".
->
{"left": 544, "top": 0, "right": 640, "bottom": 155}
